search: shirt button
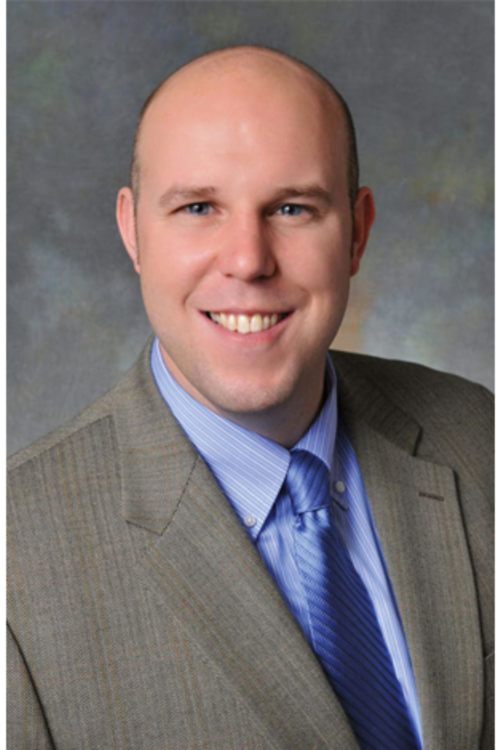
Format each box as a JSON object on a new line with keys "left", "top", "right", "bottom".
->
{"left": 335, "top": 481, "right": 346, "bottom": 494}
{"left": 244, "top": 515, "right": 256, "bottom": 528}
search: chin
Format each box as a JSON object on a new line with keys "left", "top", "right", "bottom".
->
{"left": 195, "top": 372, "right": 300, "bottom": 419}
{"left": 158, "top": 343, "right": 314, "bottom": 421}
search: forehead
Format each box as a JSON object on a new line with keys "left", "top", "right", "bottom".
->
{"left": 136, "top": 53, "right": 348, "bottom": 189}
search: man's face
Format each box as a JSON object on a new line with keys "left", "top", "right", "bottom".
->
{"left": 118, "top": 60, "right": 374, "bottom": 437}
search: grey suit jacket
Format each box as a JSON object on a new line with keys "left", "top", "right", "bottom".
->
{"left": 8, "top": 339, "right": 493, "bottom": 749}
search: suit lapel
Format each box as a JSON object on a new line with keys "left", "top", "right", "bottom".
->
{"left": 111, "top": 341, "right": 483, "bottom": 749}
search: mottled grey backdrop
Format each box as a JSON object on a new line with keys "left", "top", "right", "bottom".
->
{"left": 8, "top": 1, "right": 494, "bottom": 456}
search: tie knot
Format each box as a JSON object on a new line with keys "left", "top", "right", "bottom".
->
{"left": 287, "top": 450, "right": 331, "bottom": 515}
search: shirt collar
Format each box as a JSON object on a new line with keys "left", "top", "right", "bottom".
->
{"left": 150, "top": 337, "right": 338, "bottom": 538}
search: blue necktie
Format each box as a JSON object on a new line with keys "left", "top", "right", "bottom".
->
{"left": 287, "top": 450, "right": 419, "bottom": 750}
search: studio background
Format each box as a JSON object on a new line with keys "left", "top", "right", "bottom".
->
{"left": 8, "top": 1, "right": 494, "bottom": 457}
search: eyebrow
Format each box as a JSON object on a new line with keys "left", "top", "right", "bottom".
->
{"left": 157, "top": 183, "right": 333, "bottom": 210}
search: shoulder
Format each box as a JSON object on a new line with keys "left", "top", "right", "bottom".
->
{"left": 8, "top": 338, "right": 153, "bottom": 475}
{"left": 5, "top": 388, "right": 119, "bottom": 560}
{"left": 7, "top": 362, "right": 127, "bottom": 500}
{"left": 332, "top": 349, "right": 493, "bottom": 429}
{"left": 8, "top": 390, "right": 114, "bottom": 474}
{"left": 7, "top": 340, "right": 152, "bottom": 554}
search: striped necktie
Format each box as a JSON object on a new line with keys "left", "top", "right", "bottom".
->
{"left": 287, "top": 449, "right": 420, "bottom": 750}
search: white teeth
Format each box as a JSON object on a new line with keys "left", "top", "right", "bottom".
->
{"left": 237, "top": 315, "right": 250, "bottom": 334}
{"left": 209, "top": 312, "right": 285, "bottom": 333}
{"left": 250, "top": 314, "right": 262, "bottom": 333}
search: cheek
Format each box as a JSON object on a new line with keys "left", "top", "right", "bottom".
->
{"left": 137, "top": 242, "right": 190, "bottom": 320}
{"left": 138, "top": 229, "right": 210, "bottom": 300}
{"left": 291, "top": 237, "right": 351, "bottom": 295}
{"left": 292, "top": 242, "right": 352, "bottom": 337}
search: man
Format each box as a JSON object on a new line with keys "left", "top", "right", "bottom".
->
{"left": 8, "top": 46, "right": 493, "bottom": 749}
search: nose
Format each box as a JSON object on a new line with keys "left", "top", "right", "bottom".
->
{"left": 217, "top": 213, "right": 276, "bottom": 281}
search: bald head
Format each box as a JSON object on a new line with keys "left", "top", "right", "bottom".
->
{"left": 130, "top": 46, "right": 359, "bottom": 210}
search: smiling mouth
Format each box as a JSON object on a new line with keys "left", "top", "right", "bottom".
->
{"left": 206, "top": 312, "right": 290, "bottom": 334}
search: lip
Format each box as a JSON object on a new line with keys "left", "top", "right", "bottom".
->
{"left": 199, "top": 309, "right": 293, "bottom": 344}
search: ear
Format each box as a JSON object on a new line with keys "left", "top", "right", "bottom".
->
{"left": 116, "top": 187, "right": 141, "bottom": 273}
{"left": 350, "top": 187, "right": 376, "bottom": 277}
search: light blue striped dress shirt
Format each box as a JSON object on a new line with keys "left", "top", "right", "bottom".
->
{"left": 150, "top": 337, "right": 423, "bottom": 746}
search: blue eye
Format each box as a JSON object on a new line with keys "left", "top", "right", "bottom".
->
{"left": 185, "top": 203, "right": 211, "bottom": 215}
{"left": 278, "top": 204, "right": 306, "bottom": 216}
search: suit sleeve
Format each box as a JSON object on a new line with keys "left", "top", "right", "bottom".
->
{"left": 7, "top": 625, "right": 55, "bottom": 749}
